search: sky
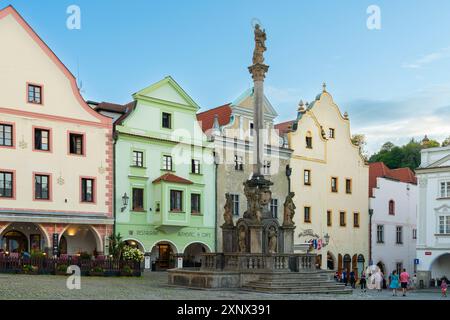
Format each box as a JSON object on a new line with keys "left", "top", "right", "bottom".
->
{"left": 4, "top": 0, "right": 450, "bottom": 154}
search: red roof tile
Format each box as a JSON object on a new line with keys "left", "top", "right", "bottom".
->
{"left": 152, "top": 173, "right": 193, "bottom": 185}
{"left": 369, "top": 162, "right": 417, "bottom": 197}
{"left": 275, "top": 120, "right": 295, "bottom": 136}
{"left": 196, "top": 104, "right": 232, "bottom": 133}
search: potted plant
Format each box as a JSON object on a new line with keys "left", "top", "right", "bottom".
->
{"left": 121, "top": 246, "right": 144, "bottom": 276}
{"left": 90, "top": 266, "right": 105, "bottom": 276}
{"left": 120, "top": 265, "right": 133, "bottom": 276}
{"left": 55, "top": 264, "right": 68, "bottom": 275}
{"left": 22, "top": 264, "right": 39, "bottom": 275}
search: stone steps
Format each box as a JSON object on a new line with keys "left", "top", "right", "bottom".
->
{"left": 242, "top": 272, "right": 352, "bottom": 294}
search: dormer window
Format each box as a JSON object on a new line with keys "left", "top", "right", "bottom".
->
{"left": 329, "top": 128, "right": 335, "bottom": 139}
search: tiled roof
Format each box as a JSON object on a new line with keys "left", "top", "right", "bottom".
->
{"left": 152, "top": 173, "right": 193, "bottom": 185}
{"left": 369, "top": 162, "right": 417, "bottom": 197}
{"left": 90, "top": 101, "right": 137, "bottom": 125}
{"left": 196, "top": 104, "right": 232, "bottom": 133}
{"left": 274, "top": 120, "right": 295, "bottom": 136}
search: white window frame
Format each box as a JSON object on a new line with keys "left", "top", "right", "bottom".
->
{"left": 439, "top": 181, "right": 450, "bottom": 198}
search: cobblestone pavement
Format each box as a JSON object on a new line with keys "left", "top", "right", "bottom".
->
{"left": 0, "top": 272, "right": 443, "bottom": 300}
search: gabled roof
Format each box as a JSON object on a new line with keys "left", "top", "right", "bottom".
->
{"left": 90, "top": 100, "right": 137, "bottom": 125}
{"left": 197, "top": 104, "right": 232, "bottom": 133}
{"left": 231, "top": 87, "right": 278, "bottom": 117}
{"left": 152, "top": 173, "right": 193, "bottom": 185}
{"left": 369, "top": 162, "right": 417, "bottom": 197}
{"left": 133, "top": 76, "right": 200, "bottom": 111}
{"left": 274, "top": 120, "right": 295, "bottom": 136}
{"left": 0, "top": 5, "right": 110, "bottom": 126}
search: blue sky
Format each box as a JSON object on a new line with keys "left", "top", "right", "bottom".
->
{"left": 4, "top": 0, "right": 450, "bottom": 154}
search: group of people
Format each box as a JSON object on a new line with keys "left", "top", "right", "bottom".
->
{"left": 334, "top": 268, "right": 418, "bottom": 296}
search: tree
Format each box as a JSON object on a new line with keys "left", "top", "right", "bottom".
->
{"left": 108, "top": 233, "right": 125, "bottom": 260}
{"left": 422, "top": 139, "right": 440, "bottom": 149}
{"left": 442, "top": 136, "right": 450, "bottom": 147}
{"left": 351, "top": 134, "right": 368, "bottom": 160}
{"left": 381, "top": 142, "right": 395, "bottom": 152}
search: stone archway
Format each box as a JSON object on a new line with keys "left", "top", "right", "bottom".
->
{"left": 327, "top": 251, "right": 336, "bottom": 270}
{"left": 60, "top": 225, "right": 102, "bottom": 256}
{"left": 0, "top": 222, "right": 50, "bottom": 254}
{"left": 430, "top": 253, "right": 450, "bottom": 281}
{"left": 343, "top": 254, "right": 351, "bottom": 273}
{"left": 149, "top": 240, "right": 178, "bottom": 271}
{"left": 124, "top": 239, "right": 146, "bottom": 252}
{"left": 183, "top": 242, "right": 210, "bottom": 268}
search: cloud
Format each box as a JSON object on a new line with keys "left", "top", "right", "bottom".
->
{"left": 402, "top": 47, "right": 450, "bottom": 69}
{"left": 349, "top": 85, "right": 450, "bottom": 154}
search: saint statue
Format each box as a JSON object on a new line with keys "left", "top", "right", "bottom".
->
{"left": 223, "top": 193, "right": 234, "bottom": 226}
{"left": 268, "top": 226, "right": 277, "bottom": 254}
{"left": 252, "top": 24, "right": 267, "bottom": 65}
{"left": 238, "top": 226, "right": 247, "bottom": 253}
{"left": 283, "top": 192, "right": 296, "bottom": 226}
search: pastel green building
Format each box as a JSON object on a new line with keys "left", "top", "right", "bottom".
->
{"left": 104, "top": 77, "right": 216, "bottom": 270}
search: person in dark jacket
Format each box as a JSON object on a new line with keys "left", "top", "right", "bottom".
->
{"left": 350, "top": 270, "right": 356, "bottom": 289}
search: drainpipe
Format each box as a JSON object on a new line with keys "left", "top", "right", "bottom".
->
{"left": 112, "top": 130, "right": 118, "bottom": 240}
{"left": 369, "top": 208, "right": 374, "bottom": 265}
{"left": 214, "top": 150, "right": 218, "bottom": 252}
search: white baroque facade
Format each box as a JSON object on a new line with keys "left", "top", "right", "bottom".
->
{"left": 416, "top": 146, "right": 450, "bottom": 287}
{"left": 369, "top": 162, "right": 417, "bottom": 278}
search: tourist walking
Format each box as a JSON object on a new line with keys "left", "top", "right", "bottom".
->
{"left": 441, "top": 278, "right": 448, "bottom": 297}
{"left": 374, "top": 271, "right": 383, "bottom": 292}
{"left": 342, "top": 270, "right": 347, "bottom": 285}
{"left": 360, "top": 272, "right": 367, "bottom": 292}
{"left": 400, "top": 269, "right": 410, "bottom": 297}
{"left": 349, "top": 270, "right": 356, "bottom": 289}
{"left": 390, "top": 270, "right": 399, "bottom": 296}
{"left": 411, "top": 274, "right": 417, "bottom": 290}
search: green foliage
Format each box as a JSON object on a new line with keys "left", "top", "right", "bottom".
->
{"left": 122, "top": 246, "right": 144, "bottom": 262}
{"left": 443, "top": 136, "right": 450, "bottom": 147}
{"left": 23, "top": 265, "right": 38, "bottom": 273}
{"left": 108, "top": 233, "right": 125, "bottom": 260}
{"left": 30, "top": 250, "right": 46, "bottom": 259}
{"left": 91, "top": 266, "right": 104, "bottom": 273}
{"left": 56, "top": 264, "right": 68, "bottom": 272}
{"left": 79, "top": 252, "right": 92, "bottom": 260}
{"left": 121, "top": 265, "right": 132, "bottom": 274}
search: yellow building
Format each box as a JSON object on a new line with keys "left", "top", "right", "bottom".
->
{"left": 276, "top": 85, "right": 369, "bottom": 276}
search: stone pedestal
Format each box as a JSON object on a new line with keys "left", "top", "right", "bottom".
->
{"left": 221, "top": 225, "right": 235, "bottom": 253}
{"left": 281, "top": 225, "right": 295, "bottom": 254}
{"left": 249, "top": 225, "right": 263, "bottom": 253}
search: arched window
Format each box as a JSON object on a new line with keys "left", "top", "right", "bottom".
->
{"left": 389, "top": 200, "right": 395, "bottom": 215}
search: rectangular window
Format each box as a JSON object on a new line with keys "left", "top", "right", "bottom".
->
{"left": 304, "top": 170, "right": 311, "bottom": 185}
{"left": 340, "top": 211, "right": 346, "bottom": 227}
{"left": 69, "top": 133, "right": 84, "bottom": 155}
{"left": 346, "top": 179, "right": 352, "bottom": 194}
{"left": 396, "top": 226, "right": 403, "bottom": 244}
{"left": 191, "top": 159, "right": 200, "bottom": 174}
{"left": 413, "top": 228, "right": 417, "bottom": 240}
{"left": 439, "top": 216, "right": 450, "bottom": 234}
{"left": 306, "top": 136, "right": 312, "bottom": 149}
{"left": 0, "top": 124, "right": 13, "bottom": 147}
{"left": 331, "top": 177, "right": 338, "bottom": 193}
{"left": 249, "top": 122, "right": 254, "bottom": 137}
{"left": 377, "top": 225, "right": 384, "bottom": 243}
{"left": 132, "top": 188, "right": 144, "bottom": 211}
{"left": 0, "top": 171, "right": 13, "bottom": 198}
{"left": 231, "top": 194, "right": 239, "bottom": 216}
{"left": 191, "top": 193, "right": 201, "bottom": 214}
{"left": 234, "top": 155, "right": 244, "bottom": 171}
{"left": 327, "top": 210, "right": 332, "bottom": 227}
{"left": 304, "top": 207, "right": 311, "bottom": 223}
{"left": 28, "top": 84, "right": 42, "bottom": 104}
{"left": 81, "top": 178, "right": 94, "bottom": 203}
{"left": 440, "top": 181, "right": 450, "bottom": 198}
{"left": 132, "top": 151, "right": 144, "bottom": 167}
{"left": 34, "top": 128, "right": 50, "bottom": 151}
{"left": 263, "top": 160, "right": 271, "bottom": 175}
{"left": 34, "top": 174, "right": 50, "bottom": 200}
{"left": 162, "top": 112, "right": 172, "bottom": 129}
{"left": 270, "top": 199, "right": 278, "bottom": 218}
{"left": 329, "top": 128, "right": 335, "bottom": 139}
{"left": 162, "top": 155, "right": 173, "bottom": 171}
{"left": 353, "top": 212, "right": 360, "bottom": 228}
{"left": 170, "top": 190, "right": 183, "bottom": 212}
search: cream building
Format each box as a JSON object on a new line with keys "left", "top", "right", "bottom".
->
{"left": 197, "top": 88, "right": 292, "bottom": 251}
{"left": 276, "top": 85, "right": 369, "bottom": 276}
{"left": 0, "top": 6, "right": 113, "bottom": 256}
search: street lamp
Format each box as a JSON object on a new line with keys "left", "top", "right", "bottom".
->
{"left": 121, "top": 193, "right": 129, "bottom": 212}
{"left": 285, "top": 164, "right": 292, "bottom": 194}
{"left": 323, "top": 233, "right": 330, "bottom": 247}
